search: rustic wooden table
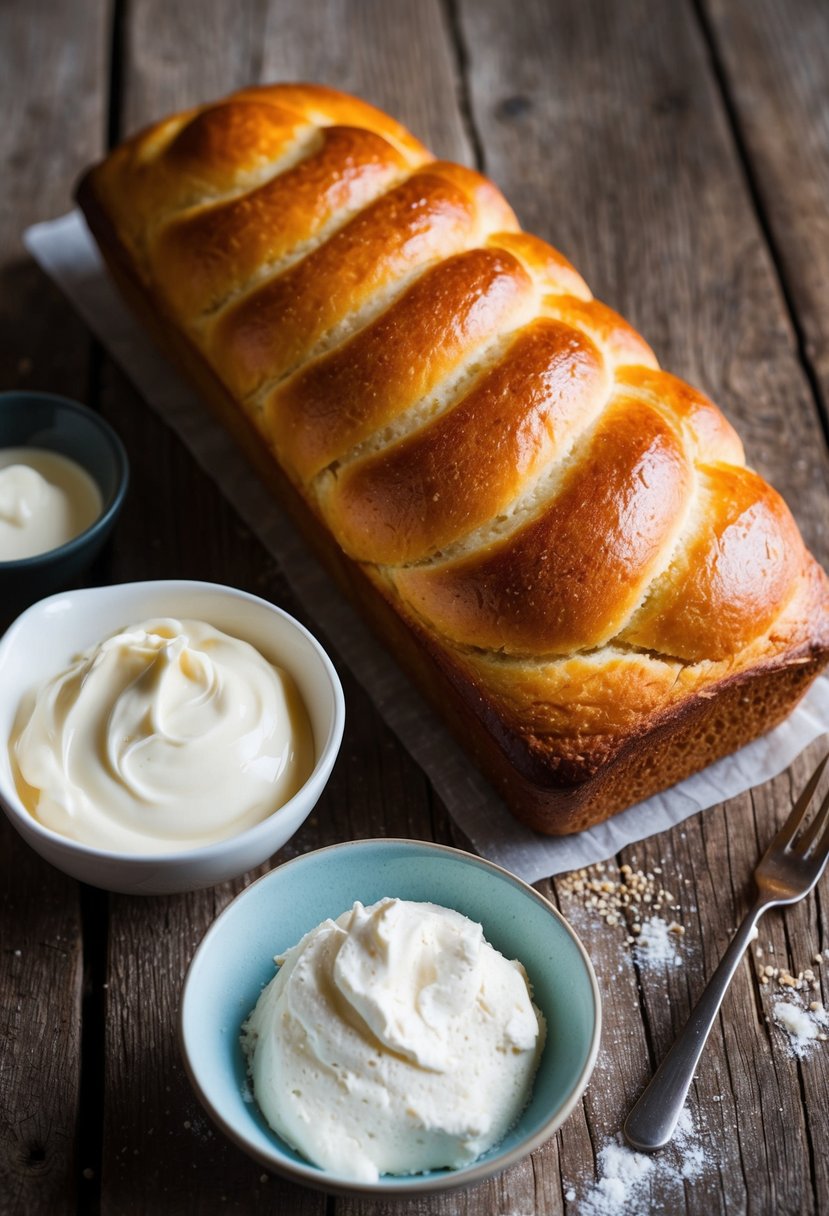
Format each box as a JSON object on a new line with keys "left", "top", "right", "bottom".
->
{"left": 3, "top": 1, "right": 829, "bottom": 1213}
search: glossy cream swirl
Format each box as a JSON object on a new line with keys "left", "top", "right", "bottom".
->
{"left": 0, "top": 448, "right": 102, "bottom": 561}
{"left": 12, "top": 618, "right": 313, "bottom": 852}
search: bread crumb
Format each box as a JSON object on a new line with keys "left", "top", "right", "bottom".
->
{"left": 559, "top": 863, "right": 688, "bottom": 973}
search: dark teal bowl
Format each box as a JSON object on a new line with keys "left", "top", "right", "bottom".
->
{"left": 180, "top": 839, "right": 601, "bottom": 1198}
{"left": 0, "top": 391, "right": 129, "bottom": 615}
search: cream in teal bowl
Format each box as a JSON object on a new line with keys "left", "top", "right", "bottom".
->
{"left": 0, "top": 391, "right": 128, "bottom": 617}
{"left": 179, "top": 838, "right": 601, "bottom": 1198}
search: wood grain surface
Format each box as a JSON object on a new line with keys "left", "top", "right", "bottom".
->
{"left": 0, "top": 4, "right": 108, "bottom": 1214}
{"left": 701, "top": 0, "right": 829, "bottom": 425}
{"left": 1, "top": 2, "right": 828, "bottom": 1214}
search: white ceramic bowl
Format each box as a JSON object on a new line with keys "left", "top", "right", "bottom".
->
{"left": 0, "top": 580, "right": 345, "bottom": 894}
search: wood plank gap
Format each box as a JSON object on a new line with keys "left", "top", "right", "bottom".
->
{"left": 608, "top": 844, "right": 666, "bottom": 1082}
{"left": 815, "top": 881, "right": 826, "bottom": 956}
{"left": 746, "top": 937, "right": 771, "bottom": 1033}
{"left": 712, "top": 802, "right": 758, "bottom": 1056}
{"left": 713, "top": 1011, "right": 754, "bottom": 1202}
{"left": 747, "top": 791, "right": 782, "bottom": 1050}
{"left": 744, "top": 788, "right": 780, "bottom": 1035}
{"left": 578, "top": 1097, "right": 600, "bottom": 1183}
{"left": 427, "top": 784, "right": 457, "bottom": 850}
{"left": 76, "top": 886, "right": 109, "bottom": 1216}
{"left": 628, "top": 953, "right": 660, "bottom": 1076}
{"left": 249, "top": 0, "right": 268, "bottom": 87}
{"left": 440, "top": 0, "right": 486, "bottom": 171}
{"left": 107, "top": 0, "right": 127, "bottom": 148}
{"left": 554, "top": 1157, "right": 569, "bottom": 1214}
{"left": 85, "top": 341, "right": 107, "bottom": 413}
{"left": 702, "top": 799, "right": 760, "bottom": 1048}
{"left": 691, "top": 0, "right": 829, "bottom": 450}
{"left": 606, "top": 846, "right": 663, "bottom": 1084}
{"left": 76, "top": 18, "right": 119, "bottom": 1212}
{"left": 781, "top": 911, "right": 821, "bottom": 1211}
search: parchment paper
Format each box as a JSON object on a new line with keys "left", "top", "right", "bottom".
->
{"left": 23, "top": 211, "right": 829, "bottom": 882}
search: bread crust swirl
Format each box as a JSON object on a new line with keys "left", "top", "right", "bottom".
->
{"left": 78, "top": 83, "right": 829, "bottom": 833}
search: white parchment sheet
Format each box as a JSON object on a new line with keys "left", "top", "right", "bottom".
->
{"left": 24, "top": 211, "right": 829, "bottom": 883}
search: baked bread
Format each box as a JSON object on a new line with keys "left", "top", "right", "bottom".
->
{"left": 76, "top": 83, "right": 829, "bottom": 835}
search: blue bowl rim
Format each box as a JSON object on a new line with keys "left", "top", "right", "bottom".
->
{"left": 0, "top": 389, "right": 129, "bottom": 569}
{"left": 178, "top": 837, "right": 602, "bottom": 1198}
{"left": 0, "top": 579, "right": 346, "bottom": 866}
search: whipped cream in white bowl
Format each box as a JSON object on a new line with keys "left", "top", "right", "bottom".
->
{"left": 0, "top": 581, "right": 344, "bottom": 893}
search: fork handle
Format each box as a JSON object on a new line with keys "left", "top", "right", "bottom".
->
{"left": 623, "top": 896, "right": 769, "bottom": 1152}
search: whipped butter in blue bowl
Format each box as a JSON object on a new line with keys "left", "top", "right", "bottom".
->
{"left": 0, "top": 391, "right": 128, "bottom": 616}
{"left": 179, "top": 839, "right": 601, "bottom": 1197}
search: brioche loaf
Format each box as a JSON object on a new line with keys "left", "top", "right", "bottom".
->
{"left": 76, "top": 83, "right": 829, "bottom": 834}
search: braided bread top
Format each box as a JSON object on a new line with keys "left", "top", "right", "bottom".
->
{"left": 89, "top": 83, "right": 829, "bottom": 761}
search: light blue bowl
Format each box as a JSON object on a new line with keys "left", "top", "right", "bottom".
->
{"left": 179, "top": 838, "right": 601, "bottom": 1197}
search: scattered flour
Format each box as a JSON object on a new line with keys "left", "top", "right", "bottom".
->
{"left": 633, "top": 917, "right": 684, "bottom": 968}
{"left": 182, "top": 1111, "right": 214, "bottom": 1143}
{"left": 569, "top": 1108, "right": 707, "bottom": 1215}
{"left": 772, "top": 998, "right": 829, "bottom": 1059}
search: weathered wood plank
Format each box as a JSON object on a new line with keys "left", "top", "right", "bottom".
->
{"left": 629, "top": 792, "right": 816, "bottom": 1216}
{"left": 549, "top": 755, "right": 829, "bottom": 1216}
{"left": 0, "top": 0, "right": 106, "bottom": 406}
{"left": 258, "top": 0, "right": 471, "bottom": 162}
{"left": 701, "top": 0, "right": 829, "bottom": 423}
{"left": 0, "top": 853, "right": 82, "bottom": 1216}
{"left": 746, "top": 743, "right": 829, "bottom": 1213}
{"left": 457, "top": 0, "right": 829, "bottom": 567}
{"left": 95, "top": 362, "right": 462, "bottom": 1216}
{"left": 457, "top": 0, "right": 829, "bottom": 1212}
{"left": 95, "top": 369, "right": 334, "bottom": 1213}
{"left": 97, "top": 1, "right": 472, "bottom": 1211}
{"left": 255, "top": 4, "right": 557, "bottom": 1214}
{"left": 0, "top": 2, "right": 109, "bottom": 1213}
{"left": 546, "top": 868, "right": 653, "bottom": 1214}
{"left": 101, "top": 872, "right": 321, "bottom": 1216}
{"left": 97, "top": 2, "right": 331, "bottom": 1204}
{"left": 118, "top": 0, "right": 263, "bottom": 133}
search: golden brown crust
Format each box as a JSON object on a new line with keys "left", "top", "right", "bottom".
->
{"left": 621, "top": 464, "right": 804, "bottom": 661}
{"left": 150, "top": 126, "right": 414, "bottom": 320}
{"left": 394, "top": 395, "right": 694, "bottom": 654}
{"left": 270, "top": 246, "right": 537, "bottom": 482}
{"left": 207, "top": 163, "right": 518, "bottom": 400}
{"left": 328, "top": 318, "right": 608, "bottom": 565}
{"left": 76, "top": 82, "right": 829, "bottom": 835}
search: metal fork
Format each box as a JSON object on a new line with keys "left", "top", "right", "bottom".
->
{"left": 624, "top": 751, "right": 829, "bottom": 1153}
